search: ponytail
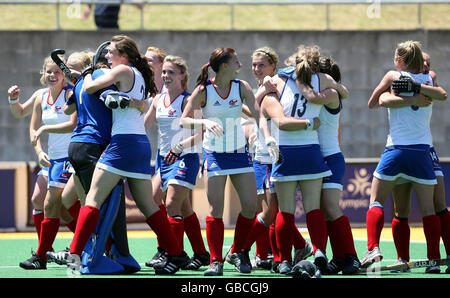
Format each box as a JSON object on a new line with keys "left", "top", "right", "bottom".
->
{"left": 296, "top": 58, "right": 315, "bottom": 88}
{"left": 294, "top": 45, "right": 320, "bottom": 88}
{"left": 136, "top": 55, "right": 157, "bottom": 97}
{"left": 196, "top": 63, "right": 210, "bottom": 87}
{"left": 196, "top": 47, "right": 236, "bottom": 87}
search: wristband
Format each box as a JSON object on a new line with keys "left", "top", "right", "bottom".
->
{"left": 171, "top": 143, "right": 184, "bottom": 157}
{"left": 8, "top": 96, "right": 19, "bottom": 104}
{"left": 305, "top": 118, "right": 314, "bottom": 131}
{"left": 265, "top": 136, "right": 277, "bottom": 146}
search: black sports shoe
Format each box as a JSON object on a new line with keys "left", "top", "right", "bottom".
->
{"left": 327, "top": 257, "right": 344, "bottom": 274}
{"left": 145, "top": 247, "right": 165, "bottom": 267}
{"left": 154, "top": 251, "right": 190, "bottom": 275}
{"left": 278, "top": 260, "right": 293, "bottom": 274}
{"left": 270, "top": 261, "right": 280, "bottom": 273}
{"left": 20, "top": 253, "right": 47, "bottom": 270}
{"left": 342, "top": 254, "right": 361, "bottom": 275}
{"left": 229, "top": 251, "right": 252, "bottom": 273}
{"left": 184, "top": 252, "right": 210, "bottom": 270}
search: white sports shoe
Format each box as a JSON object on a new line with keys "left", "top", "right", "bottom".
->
{"left": 360, "top": 247, "right": 383, "bottom": 268}
{"left": 390, "top": 258, "right": 410, "bottom": 273}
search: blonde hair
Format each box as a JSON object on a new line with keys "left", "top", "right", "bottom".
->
{"left": 252, "top": 46, "right": 279, "bottom": 71}
{"left": 146, "top": 46, "right": 168, "bottom": 63}
{"left": 67, "top": 51, "right": 92, "bottom": 72}
{"left": 295, "top": 45, "right": 320, "bottom": 88}
{"left": 40, "top": 56, "right": 64, "bottom": 86}
{"left": 395, "top": 40, "right": 424, "bottom": 73}
{"left": 163, "top": 55, "right": 189, "bottom": 90}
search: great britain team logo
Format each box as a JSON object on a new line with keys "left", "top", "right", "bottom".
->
{"left": 228, "top": 99, "right": 238, "bottom": 107}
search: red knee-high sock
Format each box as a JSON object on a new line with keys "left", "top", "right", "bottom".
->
{"left": 255, "top": 227, "right": 270, "bottom": 259}
{"left": 275, "top": 212, "right": 295, "bottom": 262}
{"left": 327, "top": 220, "right": 342, "bottom": 259}
{"left": 184, "top": 212, "right": 207, "bottom": 255}
{"left": 156, "top": 204, "right": 168, "bottom": 248}
{"left": 32, "top": 209, "right": 44, "bottom": 240}
{"left": 232, "top": 213, "right": 255, "bottom": 253}
{"left": 244, "top": 215, "right": 269, "bottom": 253}
{"left": 70, "top": 206, "right": 100, "bottom": 256}
{"left": 65, "top": 201, "right": 81, "bottom": 233}
{"left": 437, "top": 209, "right": 450, "bottom": 256}
{"left": 168, "top": 216, "right": 185, "bottom": 249}
{"left": 306, "top": 209, "right": 328, "bottom": 252}
{"left": 146, "top": 209, "right": 182, "bottom": 256}
{"left": 206, "top": 216, "right": 224, "bottom": 263}
{"left": 366, "top": 205, "right": 384, "bottom": 251}
{"left": 291, "top": 224, "right": 306, "bottom": 250}
{"left": 328, "top": 216, "right": 357, "bottom": 259}
{"left": 392, "top": 216, "right": 410, "bottom": 261}
{"left": 36, "top": 217, "right": 60, "bottom": 261}
{"left": 423, "top": 214, "right": 441, "bottom": 260}
{"left": 270, "top": 223, "right": 280, "bottom": 263}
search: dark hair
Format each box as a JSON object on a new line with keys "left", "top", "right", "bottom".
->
{"left": 196, "top": 47, "right": 236, "bottom": 87}
{"left": 111, "top": 35, "right": 157, "bottom": 97}
{"left": 319, "top": 56, "right": 341, "bottom": 83}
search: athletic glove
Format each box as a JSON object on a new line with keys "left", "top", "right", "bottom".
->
{"left": 392, "top": 76, "right": 421, "bottom": 95}
{"left": 164, "top": 143, "right": 184, "bottom": 165}
{"left": 80, "top": 64, "right": 94, "bottom": 78}
{"left": 99, "top": 90, "right": 130, "bottom": 109}
{"left": 265, "top": 136, "right": 283, "bottom": 165}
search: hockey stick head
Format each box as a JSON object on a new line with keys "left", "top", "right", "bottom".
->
{"left": 50, "top": 48, "right": 77, "bottom": 85}
{"left": 93, "top": 41, "right": 111, "bottom": 66}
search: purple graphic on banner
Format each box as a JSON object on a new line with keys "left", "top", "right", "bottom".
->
{"left": 294, "top": 161, "right": 450, "bottom": 225}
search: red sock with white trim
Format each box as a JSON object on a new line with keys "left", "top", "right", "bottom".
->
{"left": 206, "top": 216, "right": 224, "bottom": 263}
{"left": 392, "top": 216, "right": 410, "bottom": 261}
{"left": 32, "top": 209, "right": 44, "bottom": 240}
{"left": 366, "top": 204, "right": 384, "bottom": 251}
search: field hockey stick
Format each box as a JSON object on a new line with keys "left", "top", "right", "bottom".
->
{"left": 50, "top": 49, "right": 77, "bottom": 85}
{"left": 359, "top": 258, "right": 448, "bottom": 273}
{"left": 93, "top": 41, "right": 111, "bottom": 65}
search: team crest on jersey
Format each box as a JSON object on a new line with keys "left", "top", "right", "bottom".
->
{"left": 168, "top": 109, "right": 177, "bottom": 116}
{"left": 229, "top": 99, "right": 238, "bottom": 107}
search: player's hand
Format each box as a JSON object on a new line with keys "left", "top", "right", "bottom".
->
{"left": 164, "top": 143, "right": 183, "bottom": 165}
{"left": 392, "top": 76, "right": 421, "bottom": 95}
{"left": 413, "top": 94, "right": 433, "bottom": 107}
{"left": 204, "top": 119, "right": 224, "bottom": 137}
{"left": 265, "top": 136, "right": 283, "bottom": 165}
{"left": 8, "top": 85, "right": 21, "bottom": 102}
{"left": 38, "top": 151, "right": 51, "bottom": 167}
{"left": 31, "top": 127, "right": 45, "bottom": 147}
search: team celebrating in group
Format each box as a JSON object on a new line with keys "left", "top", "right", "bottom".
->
{"left": 6, "top": 34, "right": 450, "bottom": 276}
